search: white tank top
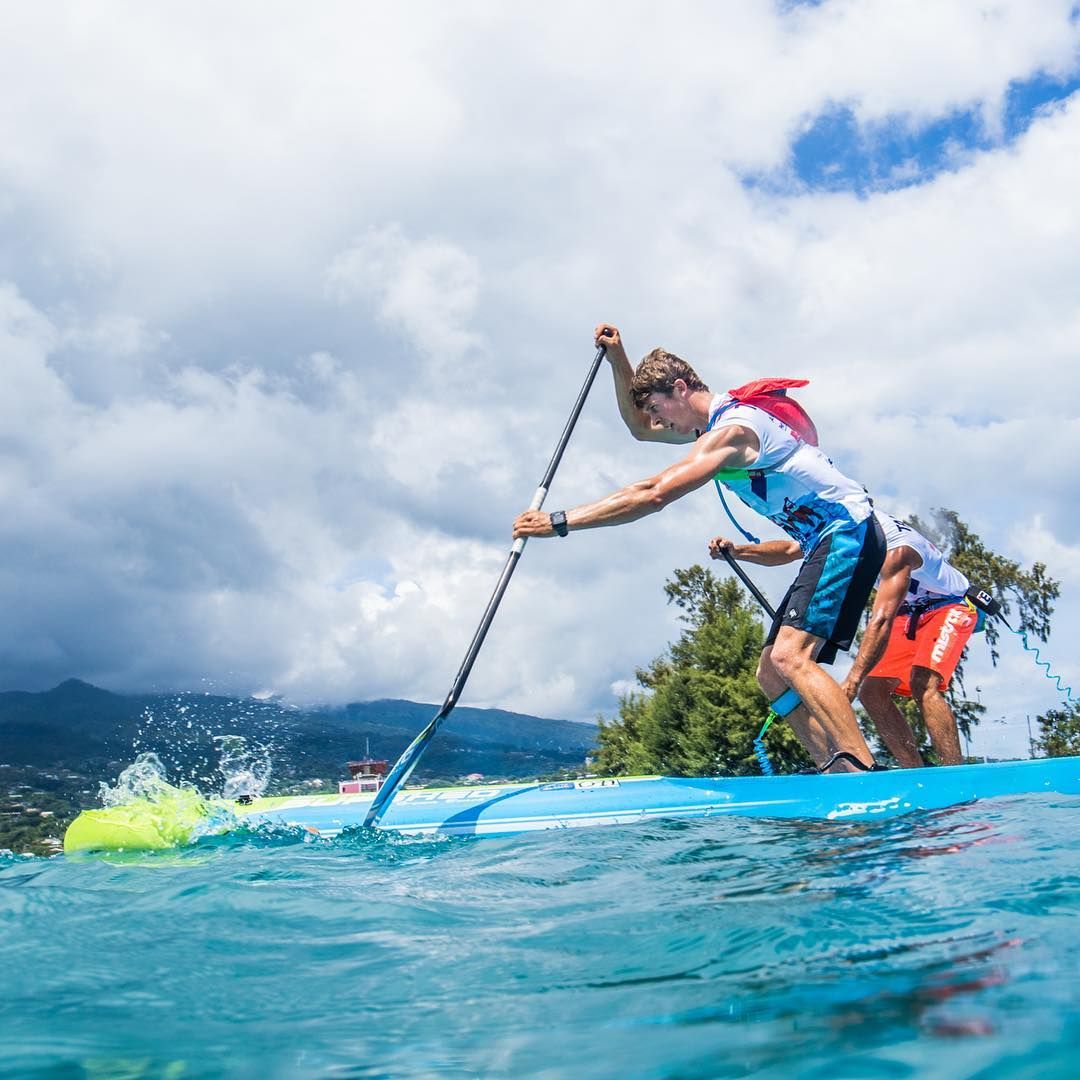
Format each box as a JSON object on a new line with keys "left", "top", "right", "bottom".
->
{"left": 874, "top": 510, "right": 969, "bottom": 608}
{"left": 708, "top": 396, "right": 873, "bottom": 555}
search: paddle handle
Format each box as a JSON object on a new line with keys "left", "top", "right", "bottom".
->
{"left": 364, "top": 345, "right": 607, "bottom": 827}
{"left": 721, "top": 548, "right": 777, "bottom": 621}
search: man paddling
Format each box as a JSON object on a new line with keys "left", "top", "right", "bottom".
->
{"left": 711, "top": 510, "right": 974, "bottom": 767}
{"left": 513, "top": 324, "right": 886, "bottom": 774}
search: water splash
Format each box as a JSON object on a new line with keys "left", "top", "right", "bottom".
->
{"left": 99, "top": 752, "right": 185, "bottom": 807}
{"left": 132, "top": 693, "right": 289, "bottom": 792}
{"left": 214, "top": 735, "right": 271, "bottom": 800}
{"left": 100, "top": 744, "right": 271, "bottom": 807}
{"left": 65, "top": 753, "right": 251, "bottom": 853}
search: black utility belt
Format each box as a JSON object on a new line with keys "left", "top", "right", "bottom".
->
{"left": 899, "top": 586, "right": 999, "bottom": 641}
{"left": 897, "top": 586, "right": 999, "bottom": 620}
{"left": 897, "top": 596, "right": 964, "bottom": 619}
{"left": 900, "top": 597, "right": 962, "bottom": 640}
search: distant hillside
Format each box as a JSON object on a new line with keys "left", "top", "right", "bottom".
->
{"left": 318, "top": 699, "right": 597, "bottom": 755}
{"left": 0, "top": 680, "right": 597, "bottom": 787}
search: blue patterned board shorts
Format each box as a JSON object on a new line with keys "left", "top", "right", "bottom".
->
{"left": 764, "top": 515, "right": 887, "bottom": 665}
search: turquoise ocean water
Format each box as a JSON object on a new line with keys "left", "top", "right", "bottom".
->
{"left": 2, "top": 796, "right": 1079, "bottom": 1078}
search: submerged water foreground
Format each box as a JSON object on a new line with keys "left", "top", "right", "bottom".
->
{"left": 3, "top": 796, "right": 1079, "bottom": 1079}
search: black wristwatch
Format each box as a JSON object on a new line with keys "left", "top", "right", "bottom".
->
{"left": 549, "top": 510, "right": 569, "bottom": 537}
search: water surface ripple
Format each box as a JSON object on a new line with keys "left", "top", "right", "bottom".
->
{"left": 2, "top": 795, "right": 1078, "bottom": 1078}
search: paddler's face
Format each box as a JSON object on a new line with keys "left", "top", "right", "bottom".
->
{"left": 644, "top": 381, "right": 697, "bottom": 435}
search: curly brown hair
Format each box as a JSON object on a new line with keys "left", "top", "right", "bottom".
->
{"left": 630, "top": 348, "right": 709, "bottom": 408}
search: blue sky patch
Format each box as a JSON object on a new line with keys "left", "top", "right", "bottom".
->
{"left": 747, "top": 69, "right": 1080, "bottom": 197}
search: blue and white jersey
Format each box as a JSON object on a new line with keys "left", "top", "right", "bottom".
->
{"left": 707, "top": 397, "right": 873, "bottom": 556}
{"left": 874, "top": 511, "right": 969, "bottom": 608}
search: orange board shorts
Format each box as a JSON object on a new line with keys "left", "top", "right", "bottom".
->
{"left": 867, "top": 602, "right": 977, "bottom": 697}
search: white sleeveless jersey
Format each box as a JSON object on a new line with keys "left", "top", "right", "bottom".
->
{"left": 874, "top": 510, "right": 969, "bottom": 607}
{"left": 708, "top": 396, "right": 873, "bottom": 555}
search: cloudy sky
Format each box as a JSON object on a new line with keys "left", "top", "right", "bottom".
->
{"left": 3, "top": 1, "right": 1080, "bottom": 757}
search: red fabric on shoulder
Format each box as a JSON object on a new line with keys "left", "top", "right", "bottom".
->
{"left": 725, "top": 378, "right": 819, "bottom": 445}
{"left": 728, "top": 378, "right": 809, "bottom": 398}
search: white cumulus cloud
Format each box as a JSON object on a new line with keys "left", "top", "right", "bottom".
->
{"left": 0, "top": 1, "right": 1079, "bottom": 745}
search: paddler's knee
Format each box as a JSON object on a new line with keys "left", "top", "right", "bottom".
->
{"left": 756, "top": 649, "right": 785, "bottom": 696}
{"left": 909, "top": 666, "right": 944, "bottom": 701}
{"left": 768, "top": 638, "right": 815, "bottom": 682}
{"left": 768, "top": 626, "right": 821, "bottom": 678}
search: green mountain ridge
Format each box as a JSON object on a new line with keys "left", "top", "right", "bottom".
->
{"left": 0, "top": 680, "right": 599, "bottom": 854}
{"left": 0, "top": 679, "right": 597, "bottom": 780}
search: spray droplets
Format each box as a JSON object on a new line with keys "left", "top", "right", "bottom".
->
{"left": 214, "top": 735, "right": 272, "bottom": 800}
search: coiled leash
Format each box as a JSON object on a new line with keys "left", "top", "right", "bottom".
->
{"left": 967, "top": 587, "right": 1078, "bottom": 707}
{"left": 753, "top": 716, "right": 776, "bottom": 777}
{"left": 1010, "top": 628, "right": 1078, "bottom": 704}
{"left": 753, "top": 688, "right": 802, "bottom": 777}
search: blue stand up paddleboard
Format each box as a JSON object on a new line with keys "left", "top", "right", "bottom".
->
{"left": 63, "top": 756, "right": 1080, "bottom": 852}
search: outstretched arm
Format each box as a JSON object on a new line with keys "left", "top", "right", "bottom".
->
{"left": 708, "top": 535, "right": 801, "bottom": 566}
{"left": 513, "top": 425, "right": 754, "bottom": 537}
{"left": 595, "top": 323, "right": 694, "bottom": 444}
{"left": 841, "top": 547, "right": 921, "bottom": 700}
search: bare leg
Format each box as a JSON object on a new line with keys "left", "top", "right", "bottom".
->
{"left": 859, "top": 676, "right": 923, "bottom": 769}
{"left": 761, "top": 628, "right": 874, "bottom": 773}
{"left": 910, "top": 666, "right": 964, "bottom": 766}
{"left": 758, "top": 647, "right": 831, "bottom": 761}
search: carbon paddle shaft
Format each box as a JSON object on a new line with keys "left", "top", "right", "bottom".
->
{"left": 720, "top": 549, "right": 777, "bottom": 621}
{"left": 364, "top": 345, "right": 607, "bottom": 828}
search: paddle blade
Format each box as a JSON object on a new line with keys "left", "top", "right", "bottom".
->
{"left": 363, "top": 708, "right": 445, "bottom": 827}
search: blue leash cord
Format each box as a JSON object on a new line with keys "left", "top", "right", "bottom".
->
{"left": 754, "top": 713, "right": 776, "bottom": 776}
{"left": 712, "top": 478, "right": 760, "bottom": 544}
{"left": 1006, "top": 623, "right": 1078, "bottom": 706}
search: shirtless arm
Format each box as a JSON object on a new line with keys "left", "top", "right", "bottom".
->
{"left": 840, "top": 547, "right": 922, "bottom": 699}
{"left": 595, "top": 323, "right": 695, "bottom": 445}
{"left": 512, "top": 425, "right": 755, "bottom": 537}
{"left": 708, "top": 536, "right": 802, "bottom": 566}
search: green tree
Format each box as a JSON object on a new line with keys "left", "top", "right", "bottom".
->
{"left": 1034, "top": 704, "right": 1080, "bottom": 757}
{"left": 594, "top": 566, "right": 811, "bottom": 776}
